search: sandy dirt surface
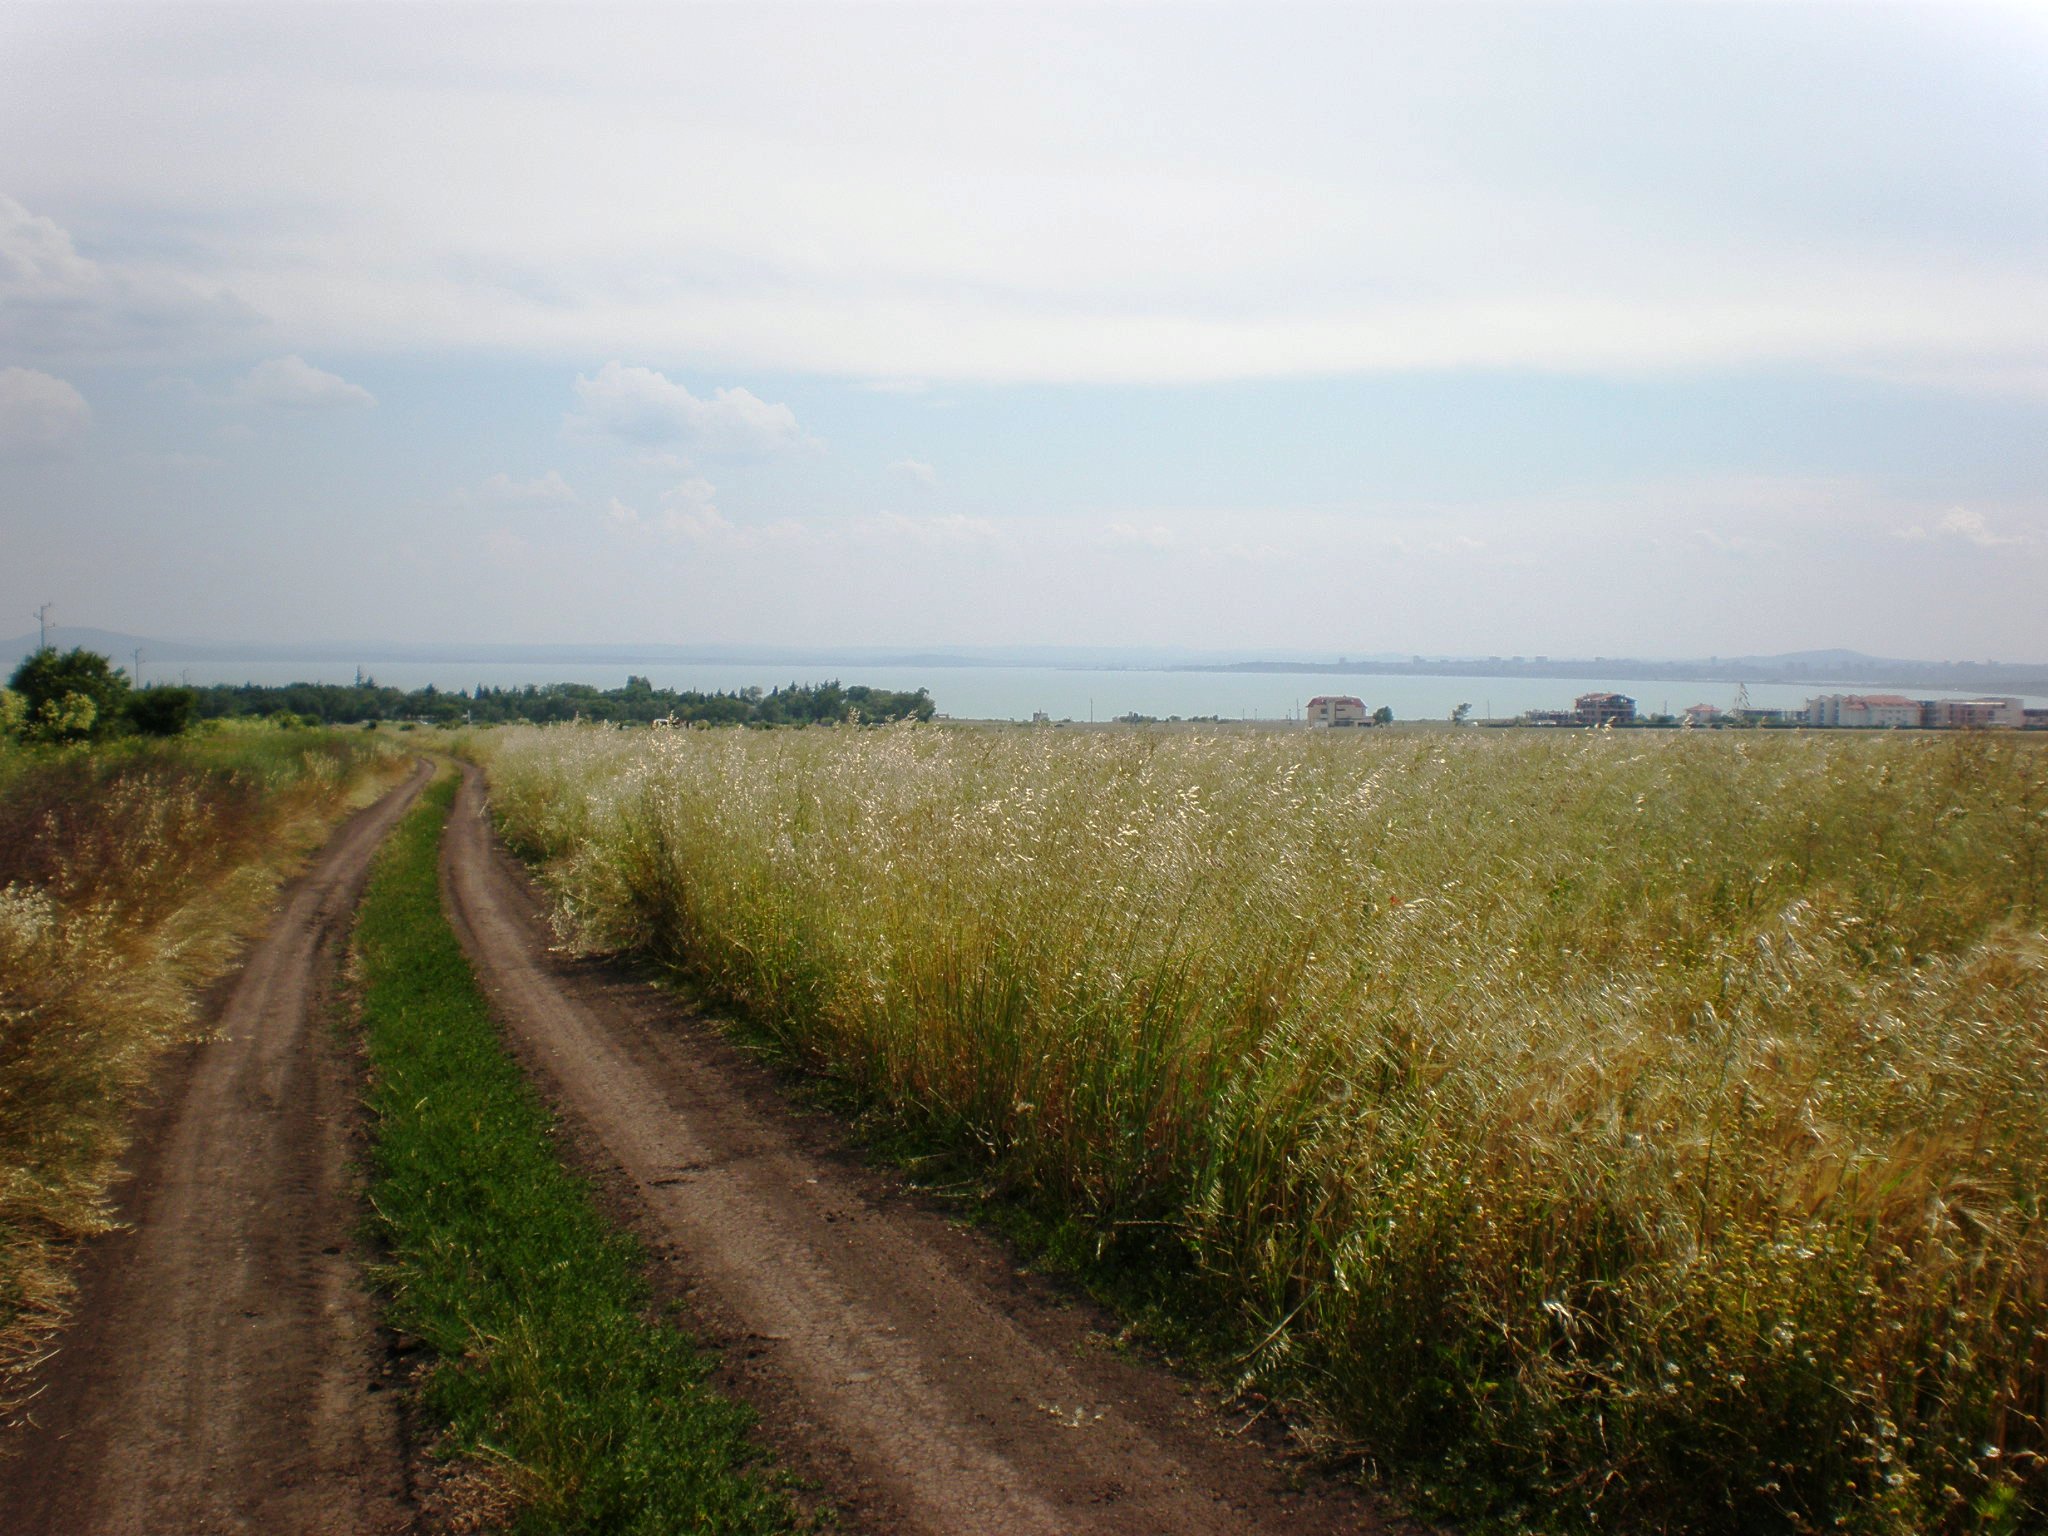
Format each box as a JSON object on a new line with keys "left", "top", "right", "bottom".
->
{"left": 0, "top": 761, "right": 431, "bottom": 1536}
{"left": 443, "top": 762, "right": 1418, "bottom": 1536}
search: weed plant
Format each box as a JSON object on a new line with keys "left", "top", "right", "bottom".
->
{"left": 0, "top": 731, "right": 402, "bottom": 1405}
{"left": 353, "top": 775, "right": 799, "bottom": 1534}
{"left": 480, "top": 723, "right": 2048, "bottom": 1534}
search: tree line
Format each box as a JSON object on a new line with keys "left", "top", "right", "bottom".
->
{"left": 3, "top": 649, "right": 936, "bottom": 742}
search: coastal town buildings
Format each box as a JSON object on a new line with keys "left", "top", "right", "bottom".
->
{"left": 1510, "top": 691, "right": 2038, "bottom": 730}
{"left": 1805, "top": 694, "right": 1922, "bottom": 728}
{"left": 1923, "top": 697, "right": 2025, "bottom": 729}
{"left": 1573, "top": 692, "right": 1637, "bottom": 726}
{"left": 1518, "top": 692, "right": 1639, "bottom": 727}
{"left": 1804, "top": 694, "right": 2025, "bottom": 729}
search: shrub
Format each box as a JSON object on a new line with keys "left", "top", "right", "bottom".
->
{"left": 27, "top": 691, "right": 97, "bottom": 744}
{"left": 7, "top": 649, "right": 129, "bottom": 741}
{"left": 126, "top": 686, "right": 198, "bottom": 738}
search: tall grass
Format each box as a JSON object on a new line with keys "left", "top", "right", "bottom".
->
{"left": 482, "top": 723, "right": 2048, "bottom": 1533}
{"left": 0, "top": 731, "right": 404, "bottom": 1405}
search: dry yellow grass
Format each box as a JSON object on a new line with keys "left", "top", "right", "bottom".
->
{"left": 481, "top": 723, "right": 2048, "bottom": 1533}
{"left": 0, "top": 731, "right": 405, "bottom": 1411}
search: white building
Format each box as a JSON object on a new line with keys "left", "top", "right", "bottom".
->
{"left": 1305, "top": 695, "right": 1370, "bottom": 727}
{"left": 1805, "top": 693, "right": 1921, "bottom": 728}
{"left": 1924, "top": 697, "right": 2023, "bottom": 729}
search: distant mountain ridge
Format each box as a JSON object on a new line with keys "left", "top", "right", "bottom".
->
{"left": 5, "top": 631, "right": 2044, "bottom": 696}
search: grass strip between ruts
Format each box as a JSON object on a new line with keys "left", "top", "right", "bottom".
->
{"left": 351, "top": 772, "right": 801, "bottom": 1535}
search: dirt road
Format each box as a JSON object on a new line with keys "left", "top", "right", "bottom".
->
{"left": 443, "top": 762, "right": 1409, "bottom": 1536}
{"left": 0, "top": 761, "right": 430, "bottom": 1536}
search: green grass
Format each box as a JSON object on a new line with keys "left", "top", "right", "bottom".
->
{"left": 352, "top": 773, "right": 802, "bottom": 1535}
{"left": 480, "top": 723, "right": 2048, "bottom": 1535}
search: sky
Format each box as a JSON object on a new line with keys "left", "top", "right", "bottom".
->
{"left": 3, "top": 1, "right": 2046, "bottom": 661}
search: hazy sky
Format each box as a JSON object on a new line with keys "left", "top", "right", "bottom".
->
{"left": 4, "top": 1, "right": 2046, "bottom": 658}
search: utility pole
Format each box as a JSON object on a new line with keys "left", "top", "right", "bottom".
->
{"left": 133, "top": 647, "right": 145, "bottom": 687}
{"left": 32, "top": 602, "right": 54, "bottom": 652}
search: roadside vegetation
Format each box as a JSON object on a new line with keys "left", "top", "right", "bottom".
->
{"left": 5, "top": 646, "right": 197, "bottom": 744}
{"left": 351, "top": 774, "right": 801, "bottom": 1534}
{"left": 0, "top": 725, "right": 404, "bottom": 1409}
{"left": 481, "top": 723, "right": 2048, "bottom": 1534}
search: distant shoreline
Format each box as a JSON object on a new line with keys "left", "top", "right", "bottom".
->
{"left": 1171, "top": 657, "right": 2048, "bottom": 695}
{"left": 12, "top": 632, "right": 2047, "bottom": 710}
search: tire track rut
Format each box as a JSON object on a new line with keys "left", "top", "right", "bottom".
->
{"left": 443, "top": 762, "right": 1412, "bottom": 1536}
{"left": 0, "top": 760, "right": 431, "bottom": 1536}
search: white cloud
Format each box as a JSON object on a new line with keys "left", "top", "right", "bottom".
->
{"left": 1894, "top": 507, "right": 2035, "bottom": 549}
{"left": 658, "top": 476, "right": 768, "bottom": 545}
{"left": 1687, "top": 529, "right": 1779, "bottom": 555}
{"left": 632, "top": 450, "right": 695, "bottom": 474}
{"left": 625, "top": 486, "right": 994, "bottom": 553}
{"left": 889, "top": 456, "right": 937, "bottom": 487}
{"left": 0, "top": 195, "right": 258, "bottom": 362}
{"left": 0, "top": 195, "right": 98, "bottom": 299}
{"left": 0, "top": 366, "right": 90, "bottom": 456}
{"left": 1102, "top": 521, "right": 1177, "bottom": 551}
{"left": 237, "top": 355, "right": 376, "bottom": 410}
{"left": 460, "top": 469, "right": 578, "bottom": 509}
{"left": 569, "top": 362, "right": 807, "bottom": 455}
{"left": 7, "top": 17, "right": 2048, "bottom": 390}
{"left": 852, "top": 511, "right": 998, "bottom": 547}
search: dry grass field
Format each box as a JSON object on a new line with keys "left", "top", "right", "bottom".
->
{"left": 0, "top": 730, "right": 404, "bottom": 1406}
{"left": 480, "top": 723, "right": 2047, "bottom": 1534}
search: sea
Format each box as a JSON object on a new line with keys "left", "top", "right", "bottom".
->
{"left": 142, "top": 660, "right": 2048, "bottom": 724}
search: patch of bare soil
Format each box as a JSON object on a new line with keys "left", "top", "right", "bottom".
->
{"left": 0, "top": 762, "right": 431, "bottom": 1536}
{"left": 443, "top": 763, "right": 1423, "bottom": 1536}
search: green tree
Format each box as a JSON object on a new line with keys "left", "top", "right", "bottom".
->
{"left": 0, "top": 687, "right": 23, "bottom": 737}
{"left": 1372, "top": 705, "right": 1394, "bottom": 726}
{"left": 127, "top": 686, "right": 198, "bottom": 737}
{"left": 8, "top": 648, "right": 130, "bottom": 741}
